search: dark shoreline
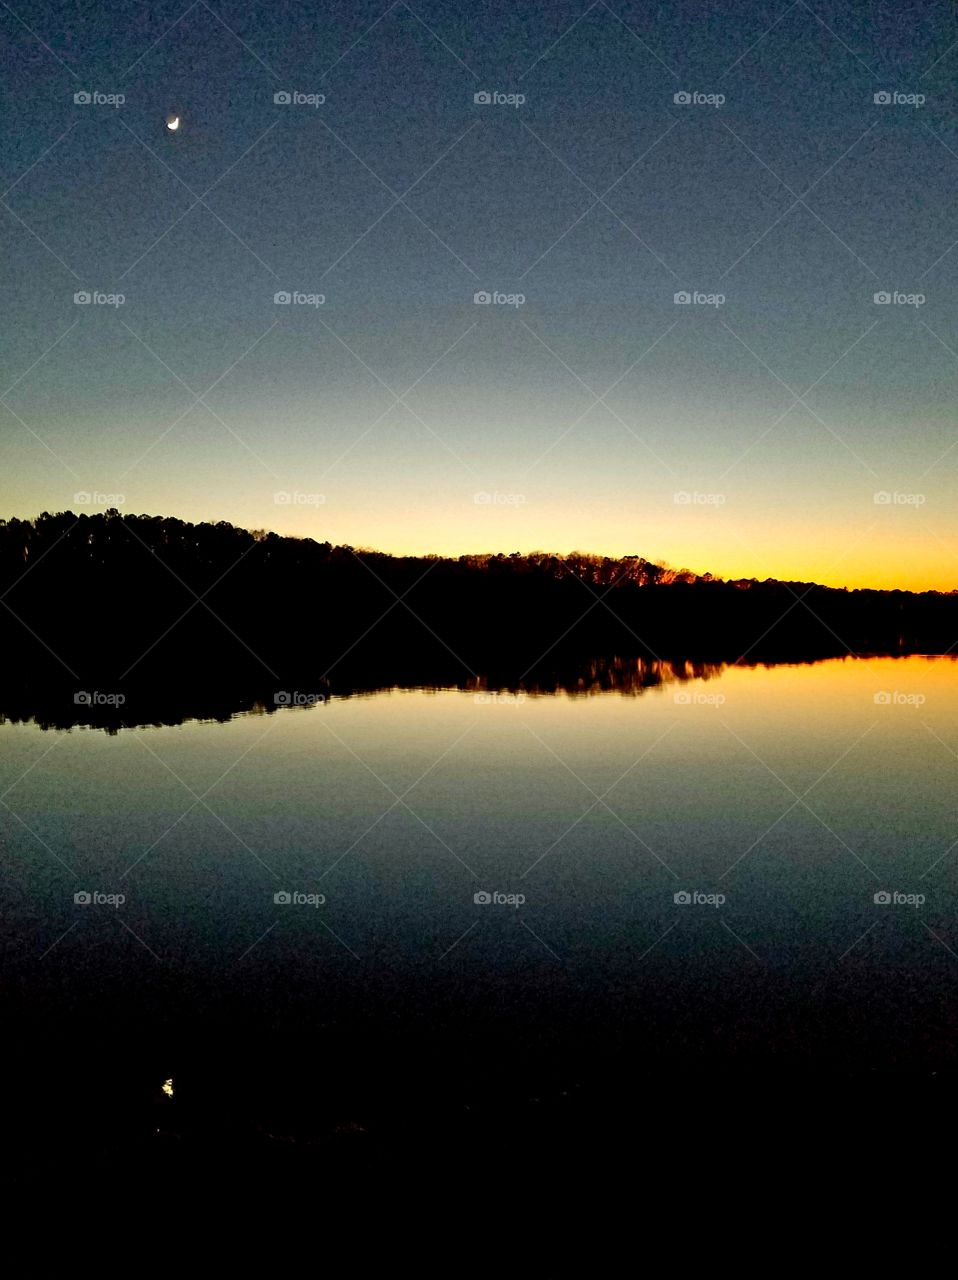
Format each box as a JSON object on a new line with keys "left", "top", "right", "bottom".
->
{"left": 3, "top": 513, "right": 958, "bottom": 696}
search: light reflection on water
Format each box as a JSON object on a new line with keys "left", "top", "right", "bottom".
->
{"left": 1, "top": 654, "right": 957, "bottom": 1073}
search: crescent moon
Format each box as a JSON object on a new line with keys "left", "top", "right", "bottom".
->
{"left": 166, "top": 116, "right": 180, "bottom": 131}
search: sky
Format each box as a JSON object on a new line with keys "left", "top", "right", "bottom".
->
{"left": 2, "top": 0, "right": 958, "bottom": 590}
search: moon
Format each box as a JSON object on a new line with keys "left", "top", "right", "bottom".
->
{"left": 166, "top": 115, "right": 180, "bottom": 132}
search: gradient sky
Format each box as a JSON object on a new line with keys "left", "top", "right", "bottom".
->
{"left": 2, "top": 0, "right": 958, "bottom": 589}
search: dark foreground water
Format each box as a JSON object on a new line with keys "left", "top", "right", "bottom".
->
{"left": 3, "top": 654, "right": 957, "bottom": 1185}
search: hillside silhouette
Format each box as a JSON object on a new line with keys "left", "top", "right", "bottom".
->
{"left": 2, "top": 511, "right": 956, "bottom": 692}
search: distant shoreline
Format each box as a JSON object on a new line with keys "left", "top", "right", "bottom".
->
{"left": 3, "top": 512, "right": 956, "bottom": 693}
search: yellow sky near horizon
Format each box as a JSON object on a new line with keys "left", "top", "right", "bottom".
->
{"left": 6, "top": 485, "right": 957, "bottom": 593}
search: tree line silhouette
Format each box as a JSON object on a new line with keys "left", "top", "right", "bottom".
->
{"left": 2, "top": 510, "right": 956, "bottom": 691}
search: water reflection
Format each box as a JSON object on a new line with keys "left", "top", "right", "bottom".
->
{"left": 0, "top": 652, "right": 884, "bottom": 733}
{"left": 1, "top": 660, "right": 747, "bottom": 732}
{"left": 4, "top": 651, "right": 958, "bottom": 1177}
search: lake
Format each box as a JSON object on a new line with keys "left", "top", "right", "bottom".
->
{"left": 3, "top": 653, "right": 957, "bottom": 1177}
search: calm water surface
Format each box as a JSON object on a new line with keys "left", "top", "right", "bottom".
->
{"left": 3, "top": 655, "right": 957, "bottom": 1171}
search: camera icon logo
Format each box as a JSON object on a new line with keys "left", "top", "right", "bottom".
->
{"left": 474, "top": 890, "right": 492, "bottom": 904}
{"left": 74, "top": 691, "right": 92, "bottom": 704}
{"left": 673, "top": 290, "right": 691, "bottom": 304}
{"left": 873, "top": 691, "right": 891, "bottom": 704}
{"left": 273, "top": 291, "right": 291, "bottom": 304}
{"left": 274, "top": 691, "right": 292, "bottom": 704}
{"left": 874, "top": 890, "right": 892, "bottom": 904}
{"left": 274, "top": 91, "right": 292, "bottom": 105}
{"left": 873, "top": 491, "right": 891, "bottom": 505}
{"left": 474, "top": 291, "right": 491, "bottom": 304}
{"left": 673, "top": 690, "right": 692, "bottom": 703}
{"left": 673, "top": 890, "right": 692, "bottom": 904}
{"left": 74, "top": 291, "right": 91, "bottom": 305}
{"left": 74, "top": 891, "right": 92, "bottom": 904}
{"left": 74, "top": 91, "right": 91, "bottom": 104}
{"left": 874, "top": 91, "right": 892, "bottom": 105}
{"left": 673, "top": 91, "right": 692, "bottom": 105}
{"left": 274, "top": 890, "right": 292, "bottom": 904}
{"left": 873, "top": 291, "right": 891, "bottom": 304}
{"left": 474, "top": 91, "right": 491, "bottom": 104}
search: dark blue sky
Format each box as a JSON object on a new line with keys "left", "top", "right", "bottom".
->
{"left": 3, "top": 0, "right": 958, "bottom": 587}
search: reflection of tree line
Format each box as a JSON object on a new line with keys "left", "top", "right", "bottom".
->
{"left": 474, "top": 655, "right": 730, "bottom": 697}
{"left": 2, "top": 511, "right": 957, "bottom": 694}
{"left": 1, "top": 656, "right": 730, "bottom": 733}
{"left": 8, "top": 653, "right": 949, "bottom": 733}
